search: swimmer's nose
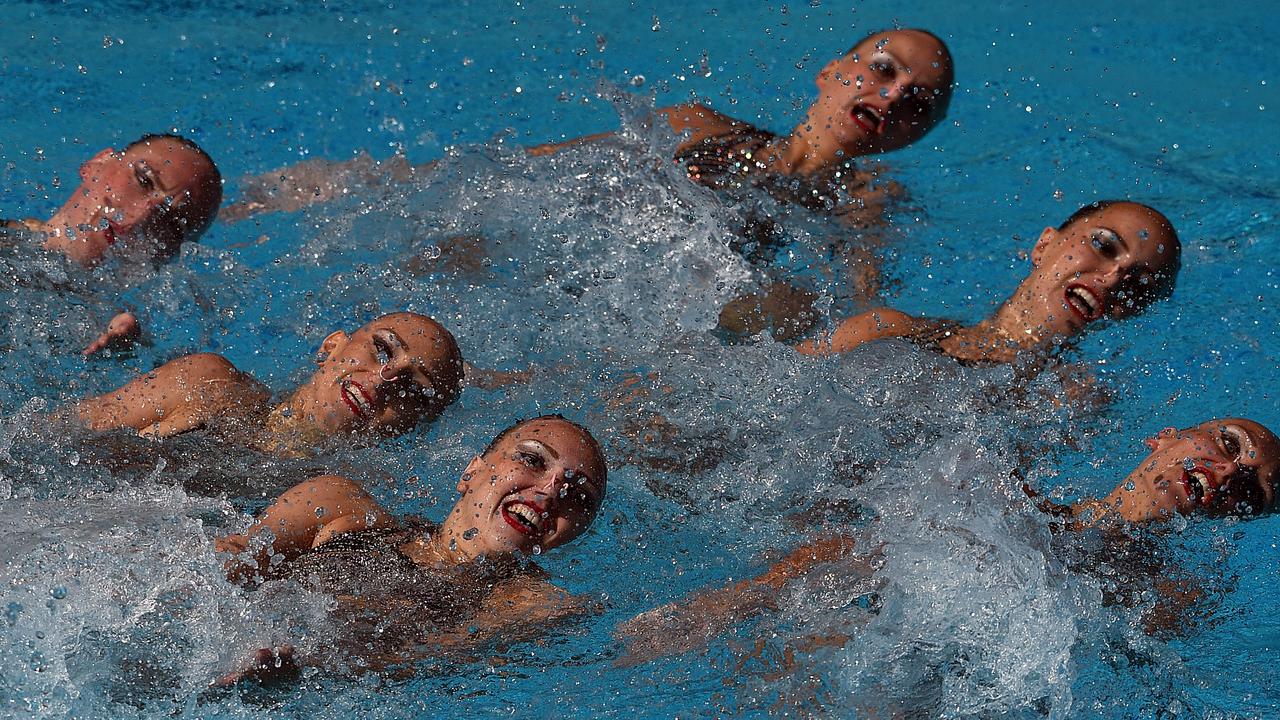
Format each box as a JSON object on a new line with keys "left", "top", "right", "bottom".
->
{"left": 1146, "top": 427, "right": 1178, "bottom": 450}
{"left": 533, "top": 472, "right": 573, "bottom": 505}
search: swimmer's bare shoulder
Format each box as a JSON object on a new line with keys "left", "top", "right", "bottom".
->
{"left": 76, "top": 352, "right": 270, "bottom": 438}
{"left": 795, "top": 308, "right": 919, "bottom": 356}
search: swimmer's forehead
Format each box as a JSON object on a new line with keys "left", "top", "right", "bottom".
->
{"left": 852, "top": 30, "right": 951, "bottom": 70}
{"left": 1066, "top": 204, "right": 1178, "bottom": 263}
{"left": 502, "top": 421, "right": 606, "bottom": 481}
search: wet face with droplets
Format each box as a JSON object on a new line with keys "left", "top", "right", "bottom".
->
{"left": 802, "top": 29, "right": 953, "bottom": 162}
{"left": 1099, "top": 419, "right": 1279, "bottom": 522}
{"left": 1009, "top": 202, "right": 1179, "bottom": 339}
{"left": 44, "top": 137, "right": 219, "bottom": 264}
{"left": 298, "top": 312, "right": 462, "bottom": 436}
{"left": 446, "top": 418, "right": 607, "bottom": 558}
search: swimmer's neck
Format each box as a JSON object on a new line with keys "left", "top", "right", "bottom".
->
{"left": 401, "top": 528, "right": 474, "bottom": 567}
{"left": 772, "top": 115, "right": 876, "bottom": 175}
{"left": 767, "top": 130, "right": 860, "bottom": 177}
{"left": 935, "top": 318, "right": 1040, "bottom": 364}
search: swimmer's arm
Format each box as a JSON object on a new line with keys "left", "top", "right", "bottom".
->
{"left": 524, "top": 131, "right": 617, "bottom": 157}
{"left": 74, "top": 352, "right": 240, "bottom": 434}
{"left": 794, "top": 308, "right": 917, "bottom": 355}
{"left": 216, "top": 474, "right": 396, "bottom": 583}
{"left": 614, "top": 535, "right": 862, "bottom": 666}
{"left": 525, "top": 104, "right": 729, "bottom": 158}
{"left": 425, "top": 577, "right": 597, "bottom": 654}
{"left": 220, "top": 152, "right": 424, "bottom": 222}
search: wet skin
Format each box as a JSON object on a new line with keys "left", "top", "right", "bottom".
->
{"left": 41, "top": 137, "right": 219, "bottom": 264}
{"left": 440, "top": 417, "right": 608, "bottom": 558}
{"left": 289, "top": 312, "right": 463, "bottom": 436}
{"left": 1089, "top": 418, "right": 1280, "bottom": 522}
{"left": 800, "top": 201, "right": 1181, "bottom": 361}
{"left": 76, "top": 312, "right": 462, "bottom": 446}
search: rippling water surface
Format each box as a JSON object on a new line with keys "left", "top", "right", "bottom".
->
{"left": 1, "top": 1, "right": 1277, "bottom": 717}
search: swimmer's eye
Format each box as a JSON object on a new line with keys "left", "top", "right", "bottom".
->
{"left": 517, "top": 451, "right": 545, "bottom": 470}
{"left": 134, "top": 163, "right": 155, "bottom": 190}
{"left": 900, "top": 90, "right": 934, "bottom": 121}
{"left": 868, "top": 59, "right": 895, "bottom": 79}
{"left": 1219, "top": 429, "right": 1242, "bottom": 459}
{"left": 373, "top": 336, "right": 392, "bottom": 365}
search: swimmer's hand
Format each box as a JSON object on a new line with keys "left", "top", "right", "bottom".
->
{"left": 613, "top": 582, "right": 775, "bottom": 667}
{"left": 211, "top": 645, "right": 299, "bottom": 688}
{"left": 83, "top": 312, "right": 140, "bottom": 357}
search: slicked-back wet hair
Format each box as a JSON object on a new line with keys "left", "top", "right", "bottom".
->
{"left": 481, "top": 414, "right": 608, "bottom": 484}
{"left": 1058, "top": 199, "right": 1182, "bottom": 314}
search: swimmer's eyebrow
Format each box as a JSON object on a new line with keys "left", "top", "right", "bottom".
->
{"left": 519, "top": 439, "right": 559, "bottom": 460}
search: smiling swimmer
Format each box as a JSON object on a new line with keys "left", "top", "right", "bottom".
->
{"left": 74, "top": 311, "right": 462, "bottom": 456}
{"left": 796, "top": 200, "right": 1181, "bottom": 365}
{"left": 214, "top": 416, "right": 607, "bottom": 678}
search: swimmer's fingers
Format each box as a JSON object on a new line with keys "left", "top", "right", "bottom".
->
{"left": 83, "top": 312, "right": 140, "bottom": 357}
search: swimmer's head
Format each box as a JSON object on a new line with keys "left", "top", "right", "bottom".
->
{"left": 44, "top": 134, "right": 221, "bottom": 264}
{"left": 1096, "top": 418, "right": 1280, "bottom": 522}
{"left": 448, "top": 416, "right": 608, "bottom": 558}
{"left": 1008, "top": 200, "right": 1180, "bottom": 339}
{"left": 299, "top": 312, "right": 463, "bottom": 437}
{"left": 802, "top": 28, "right": 953, "bottom": 162}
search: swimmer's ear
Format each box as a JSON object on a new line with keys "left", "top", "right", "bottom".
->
{"left": 1030, "top": 227, "right": 1056, "bottom": 267}
{"left": 458, "top": 456, "right": 483, "bottom": 493}
{"left": 318, "top": 330, "right": 348, "bottom": 361}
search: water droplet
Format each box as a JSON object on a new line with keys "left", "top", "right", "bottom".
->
{"left": 50, "top": 586, "right": 67, "bottom": 600}
{"left": 462, "top": 527, "right": 478, "bottom": 540}
{"left": 315, "top": 506, "right": 326, "bottom": 518}
{"left": 531, "top": 545, "right": 542, "bottom": 555}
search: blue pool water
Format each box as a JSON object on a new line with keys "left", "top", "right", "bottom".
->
{"left": 1, "top": 1, "right": 1278, "bottom": 717}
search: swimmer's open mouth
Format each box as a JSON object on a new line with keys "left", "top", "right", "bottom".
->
{"left": 501, "top": 499, "right": 545, "bottom": 537}
{"left": 850, "top": 104, "right": 883, "bottom": 135}
{"left": 102, "top": 221, "right": 119, "bottom": 246}
{"left": 1064, "top": 284, "right": 1103, "bottom": 322}
{"left": 1182, "top": 466, "right": 1217, "bottom": 506}
{"left": 340, "top": 379, "right": 375, "bottom": 421}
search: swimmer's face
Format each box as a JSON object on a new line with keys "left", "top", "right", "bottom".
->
{"left": 806, "top": 29, "right": 953, "bottom": 160}
{"left": 1102, "top": 419, "right": 1279, "bottom": 522}
{"left": 1014, "top": 202, "right": 1179, "bottom": 338}
{"left": 302, "top": 312, "right": 462, "bottom": 436}
{"left": 47, "top": 137, "right": 219, "bottom": 264}
{"left": 451, "top": 418, "right": 607, "bottom": 557}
